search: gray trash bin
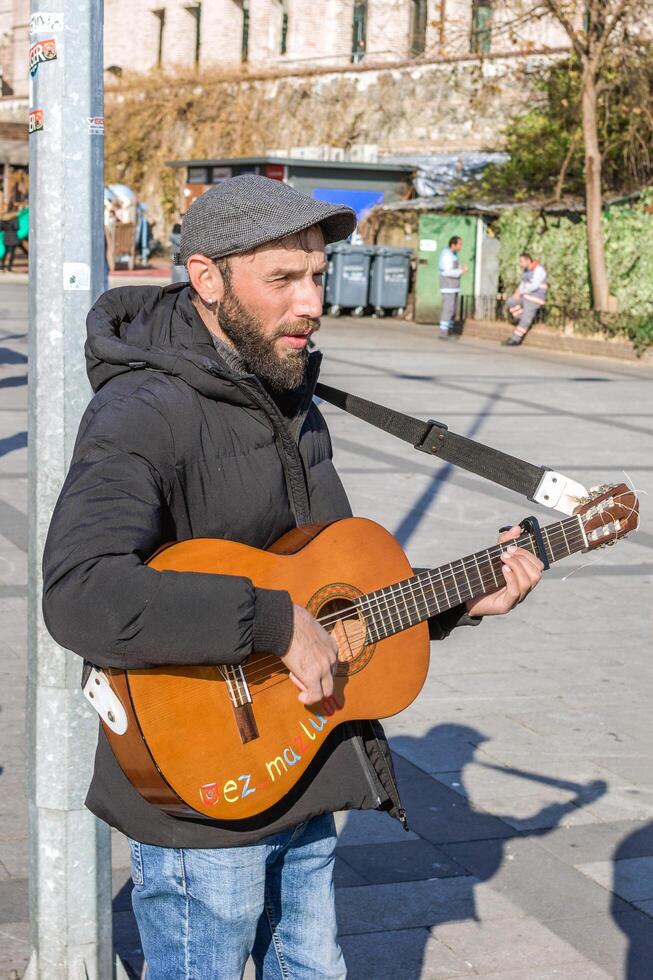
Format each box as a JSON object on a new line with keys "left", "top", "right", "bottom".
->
{"left": 324, "top": 244, "right": 375, "bottom": 317}
{"left": 369, "top": 246, "right": 412, "bottom": 317}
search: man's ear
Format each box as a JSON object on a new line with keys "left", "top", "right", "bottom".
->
{"left": 187, "top": 254, "right": 225, "bottom": 306}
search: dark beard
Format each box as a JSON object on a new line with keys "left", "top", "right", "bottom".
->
{"left": 217, "top": 287, "right": 316, "bottom": 391}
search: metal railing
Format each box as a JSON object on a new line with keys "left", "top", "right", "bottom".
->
{"left": 459, "top": 294, "right": 653, "bottom": 351}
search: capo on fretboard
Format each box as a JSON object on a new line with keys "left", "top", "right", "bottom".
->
{"left": 519, "top": 516, "right": 551, "bottom": 571}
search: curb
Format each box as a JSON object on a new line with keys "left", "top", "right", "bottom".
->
{"left": 461, "top": 317, "right": 652, "bottom": 363}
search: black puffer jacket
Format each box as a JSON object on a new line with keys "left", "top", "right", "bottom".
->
{"left": 43, "top": 283, "right": 467, "bottom": 847}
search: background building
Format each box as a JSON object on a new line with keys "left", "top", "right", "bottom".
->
{"left": 1, "top": 0, "right": 572, "bottom": 104}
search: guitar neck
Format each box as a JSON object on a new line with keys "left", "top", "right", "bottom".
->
{"left": 359, "top": 514, "right": 587, "bottom": 643}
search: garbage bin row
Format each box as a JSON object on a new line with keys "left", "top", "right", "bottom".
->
{"left": 324, "top": 244, "right": 412, "bottom": 318}
{"left": 168, "top": 240, "right": 414, "bottom": 318}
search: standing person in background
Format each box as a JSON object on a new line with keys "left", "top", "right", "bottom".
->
{"left": 438, "top": 236, "right": 468, "bottom": 339}
{"left": 504, "top": 253, "right": 548, "bottom": 347}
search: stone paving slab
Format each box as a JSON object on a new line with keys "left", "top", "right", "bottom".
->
{"left": 465, "top": 965, "right": 614, "bottom": 980}
{"left": 335, "top": 878, "right": 523, "bottom": 935}
{"left": 340, "top": 927, "right": 476, "bottom": 979}
{"left": 431, "top": 916, "right": 595, "bottom": 976}
{"left": 336, "top": 839, "right": 466, "bottom": 885}
{"left": 2, "top": 287, "right": 653, "bottom": 977}
{"left": 578, "top": 857, "right": 653, "bottom": 903}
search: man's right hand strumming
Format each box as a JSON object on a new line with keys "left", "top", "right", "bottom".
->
{"left": 282, "top": 604, "right": 339, "bottom": 706}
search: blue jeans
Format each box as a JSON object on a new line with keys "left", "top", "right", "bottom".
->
{"left": 128, "top": 813, "right": 346, "bottom": 980}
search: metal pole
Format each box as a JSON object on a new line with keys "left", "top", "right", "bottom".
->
{"left": 26, "top": 3, "right": 126, "bottom": 977}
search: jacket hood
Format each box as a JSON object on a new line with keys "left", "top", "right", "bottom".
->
{"left": 85, "top": 282, "right": 321, "bottom": 406}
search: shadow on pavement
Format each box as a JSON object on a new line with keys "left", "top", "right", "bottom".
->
{"left": 113, "top": 724, "right": 609, "bottom": 980}
{"left": 612, "top": 822, "right": 653, "bottom": 980}
{"left": 338, "top": 723, "right": 607, "bottom": 979}
{"left": 114, "top": 878, "right": 143, "bottom": 979}
{"left": 0, "top": 430, "right": 27, "bottom": 455}
{"left": 0, "top": 375, "right": 27, "bottom": 389}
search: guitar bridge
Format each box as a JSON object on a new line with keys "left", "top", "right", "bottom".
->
{"left": 219, "top": 664, "right": 259, "bottom": 743}
{"left": 233, "top": 703, "right": 259, "bottom": 743}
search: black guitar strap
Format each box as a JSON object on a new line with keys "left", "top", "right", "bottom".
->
{"left": 314, "top": 382, "right": 587, "bottom": 514}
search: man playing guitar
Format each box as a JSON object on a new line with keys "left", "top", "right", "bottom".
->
{"left": 43, "top": 176, "right": 542, "bottom": 979}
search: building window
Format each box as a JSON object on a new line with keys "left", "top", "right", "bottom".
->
{"left": 409, "top": 0, "right": 427, "bottom": 55}
{"left": 351, "top": 1, "right": 367, "bottom": 63}
{"left": 241, "top": 0, "right": 250, "bottom": 62}
{"left": 471, "top": 0, "right": 492, "bottom": 55}
{"left": 153, "top": 8, "right": 166, "bottom": 67}
{"left": 280, "top": 0, "right": 289, "bottom": 55}
{"left": 186, "top": 4, "right": 202, "bottom": 66}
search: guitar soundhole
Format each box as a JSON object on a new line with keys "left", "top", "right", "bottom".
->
{"left": 309, "top": 585, "right": 375, "bottom": 677}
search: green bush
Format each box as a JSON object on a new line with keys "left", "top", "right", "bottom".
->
{"left": 497, "top": 197, "right": 653, "bottom": 353}
{"left": 449, "top": 50, "right": 653, "bottom": 204}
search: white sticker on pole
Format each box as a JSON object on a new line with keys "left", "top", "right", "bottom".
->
{"left": 87, "top": 116, "right": 104, "bottom": 136}
{"left": 29, "top": 12, "right": 64, "bottom": 36}
{"left": 63, "top": 263, "right": 90, "bottom": 291}
{"left": 420, "top": 239, "right": 437, "bottom": 252}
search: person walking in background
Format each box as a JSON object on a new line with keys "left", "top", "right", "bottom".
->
{"left": 0, "top": 215, "right": 26, "bottom": 272}
{"left": 504, "top": 253, "right": 548, "bottom": 346}
{"left": 438, "top": 236, "right": 468, "bottom": 339}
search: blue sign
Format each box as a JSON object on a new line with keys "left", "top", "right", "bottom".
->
{"left": 312, "top": 188, "right": 384, "bottom": 220}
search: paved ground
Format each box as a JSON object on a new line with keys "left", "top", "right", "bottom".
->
{"left": 1, "top": 279, "right": 653, "bottom": 978}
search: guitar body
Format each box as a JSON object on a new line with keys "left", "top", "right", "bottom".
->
{"left": 104, "top": 518, "right": 429, "bottom": 824}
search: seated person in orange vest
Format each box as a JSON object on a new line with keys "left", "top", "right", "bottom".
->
{"left": 504, "top": 253, "right": 548, "bottom": 347}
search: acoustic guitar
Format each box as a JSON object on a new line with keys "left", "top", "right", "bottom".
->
{"left": 89, "top": 483, "right": 638, "bottom": 825}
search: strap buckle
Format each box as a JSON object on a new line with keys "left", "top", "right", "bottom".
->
{"left": 415, "top": 419, "right": 449, "bottom": 456}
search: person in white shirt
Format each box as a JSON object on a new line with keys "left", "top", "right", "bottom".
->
{"left": 504, "top": 253, "right": 548, "bottom": 346}
{"left": 438, "top": 236, "right": 468, "bottom": 339}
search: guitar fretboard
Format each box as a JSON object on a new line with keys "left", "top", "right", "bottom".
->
{"left": 355, "top": 515, "right": 586, "bottom": 642}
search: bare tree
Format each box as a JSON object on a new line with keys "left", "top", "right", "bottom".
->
{"left": 505, "top": 2, "right": 649, "bottom": 310}
{"left": 443, "top": 1, "right": 650, "bottom": 311}
{"left": 536, "top": 1, "right": 649, "bottom": 310}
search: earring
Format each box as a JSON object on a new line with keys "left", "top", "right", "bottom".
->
{"left": 202, "top": 296, "right": 218, "bottom": 314}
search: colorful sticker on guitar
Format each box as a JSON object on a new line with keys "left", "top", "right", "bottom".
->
{"left": 198, "top": 695, "right": 343, "bottom": 806}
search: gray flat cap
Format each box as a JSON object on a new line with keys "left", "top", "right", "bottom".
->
{"left": 179, "top": 174, "right": 356, "bottom": 264}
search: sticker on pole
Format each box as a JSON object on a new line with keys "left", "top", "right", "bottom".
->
{"left": 29, "top": 38, "right": 58, "bottom": 77}
{"left": 28, "top": 109, "right": 44, "bottom": 134}
{"left": 63, "top": 263, "right": 91, "bottom": 291}
{"left": 87, "top": 116, "right": 104, "bottom": 136}
{"left": 29, "top": 12, "right": 64, "bottom": 36}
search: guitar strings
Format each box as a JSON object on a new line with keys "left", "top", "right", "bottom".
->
{"left": 315, "top": 519, "right": 584, "bottom": 631}
{"left": 242, "top": 521, "right": 585, "bottom": 679}
{"left": 225, "top": 494, "right": 632, "bottom": 694}
{"left": 241, "top": 523, "right": 587, "bottom": 685}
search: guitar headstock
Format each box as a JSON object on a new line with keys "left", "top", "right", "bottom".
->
{"left": 575, "top": 483, "right": 640, "bottom": 550}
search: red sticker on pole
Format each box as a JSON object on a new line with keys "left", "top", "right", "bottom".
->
{"left": 29, "top": 109, "right": 44, "bottom": 134}
{"left": 29, "top": 38, "right": 58, "bottom": 77}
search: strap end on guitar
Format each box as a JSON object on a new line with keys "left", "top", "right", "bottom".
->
{"left": 530, "top": 470, "right": 589, "bottom": 517}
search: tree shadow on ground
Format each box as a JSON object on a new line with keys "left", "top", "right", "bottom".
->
{"left": 337, "top": 723, "right": 607, "bottom": 979}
